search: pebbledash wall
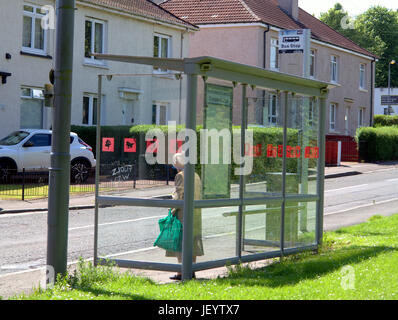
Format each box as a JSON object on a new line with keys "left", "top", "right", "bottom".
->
{"left": 0, "top": 0, "right": 196, "bottom": 139}
{"left": 188, "top": 24, "right": 375, "bottom": 136}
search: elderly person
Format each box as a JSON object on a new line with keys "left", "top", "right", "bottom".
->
{"left": 167, "top": 153, "right": 204, "bottom": 280}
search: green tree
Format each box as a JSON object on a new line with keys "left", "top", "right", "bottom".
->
{"left": 354, "top": 6, "right": 398, "bottom": 87}
{"left": 319, "top": 3, "right": 357, "bottom": 39}
{"left": 320, "top": 4, "right": 398, "bottom": 88}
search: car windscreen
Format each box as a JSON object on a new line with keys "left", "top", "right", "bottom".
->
{"left": 0, "top": 131, "right": 30, "bottom": 146}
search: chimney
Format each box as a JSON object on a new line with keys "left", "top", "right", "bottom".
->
{"left": 278, "top": 0, "right": 299, "bottom": 20}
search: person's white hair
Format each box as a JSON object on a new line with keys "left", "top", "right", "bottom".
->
{"left": 172, "top": 152, "right": 185, "bottom": 170}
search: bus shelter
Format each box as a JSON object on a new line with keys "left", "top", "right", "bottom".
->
{"left": 92, "top": 54, "right": 334, "bottom": 281}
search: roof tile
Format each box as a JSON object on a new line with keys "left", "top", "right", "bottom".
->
{"left": 80, "top": 0, "right": 196, "bottom": 28}
{"left": 161, "top": 0, "right": 377, "bottom": 58}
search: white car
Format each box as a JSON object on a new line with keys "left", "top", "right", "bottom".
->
{"left": 0, "top": 129, "right": 96, "bottom": 183}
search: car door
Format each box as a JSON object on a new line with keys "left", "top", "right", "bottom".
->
{"left": 21, "top": 133, "right": 52, "bottom": 171}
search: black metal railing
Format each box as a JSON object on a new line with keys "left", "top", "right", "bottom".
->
{"left": 0, "top": 164, "right": 176, "bottom": 200}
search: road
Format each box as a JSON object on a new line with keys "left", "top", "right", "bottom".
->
{"left": 1, "top": 167, "right": 398, "bottom": 276}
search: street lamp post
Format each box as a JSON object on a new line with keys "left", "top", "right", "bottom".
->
{"left": 388, "top": 60, "right": 395, "bottom": 115}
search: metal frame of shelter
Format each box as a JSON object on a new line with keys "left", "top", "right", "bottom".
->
{"left": 92, "top": 54, "right": 335, "bottom": 281}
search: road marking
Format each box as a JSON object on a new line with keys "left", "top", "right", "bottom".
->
{"left": 68, "top": 215, "right": 164, "bottom": 231}
{"left": 387, "top": 178, "right": 398, "bottom": 183}
{"left": 0, "top": 211, "right": 43, "bottom": 219}
{"left": 102, "top": 247, "right": 158, "bottom": 258}
{"left": 325, "top": 184, "right": 368, "bottom": 193}
{"left": 325, "top": 197, "right": 398, "bottom": 216}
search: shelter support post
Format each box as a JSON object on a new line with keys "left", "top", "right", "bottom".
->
{"left": 280, "top": 91, "right": 289, "bottom": 258}
{"left": 94, "top": 75, "right": 102, "bottom": 266}
{"left": 182, "top": 74, "right": 198, "bottom": 281}
{"left": 237, "top": 84, "right": 248, "bottom": 257}
{"left": 316, "top": 94, "right": 328, "bottom": 246}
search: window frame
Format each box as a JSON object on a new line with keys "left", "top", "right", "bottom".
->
{"left": 22, "top": 4, "right": 48, "bottom": 55}
{"left": 309, "top": 49, "right": 316, "bottom": 78}
{"left": 153, "top": 33, "right": 171, "bottom": 73}
{"left": 270, "top": 38, "right": 279, "bottom": 71}
{"left": 358, "top": 107, "right": 365, "bottom": 128}
{"left": 152, "top": 102, "right": 170, "bottom": 125}
{"left": 329, "top": 103, "right": 337, "bottom": 131}
{"left": 82, "top": 95, "right": 98, "bottom": 126}
{"left": 84, "top": 17, "right": 106, "bottom": 65}
{"left": 268, "top": 94, "right": 278, "bottom": 126}
{"left": 359, "top": 64, "right": 366, "bottom": 90}
{"left": 331, "top": 55, "right": 339, "bottom": 83}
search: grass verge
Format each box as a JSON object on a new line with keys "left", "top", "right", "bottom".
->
{"left": 0, "top": 184, "right": 95, "bottom": 200}
{"left": 13, "top": 214, "right": 398, "bottom": 300}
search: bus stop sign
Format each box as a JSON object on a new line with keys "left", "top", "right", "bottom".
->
{"left": 279, "top": 29, "right": 306, "bottom": 54}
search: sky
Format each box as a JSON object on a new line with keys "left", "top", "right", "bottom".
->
{"left": 299, "top": 0, "right": 398, "bottom": 17}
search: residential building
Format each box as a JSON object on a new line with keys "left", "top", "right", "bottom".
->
{"left": 161, "top": 0, "right": 378, "bottom": 137}
{"left": 0, "top": 0, "right": 196, "bottom": 139}
{"left": 374, "top": 88, "right": 398, "bottom": 115}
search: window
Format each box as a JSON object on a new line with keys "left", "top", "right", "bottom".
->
{"left": 268, "top": 94, "right": 278, "bottom": 125}
{"left": 358, "top": 107, "right": 365, "bottom": 127}
{"left": 152, "top": 103, "right": 169, "bottom": 125}
{"left": 154, "top": 34, "right": 171, "bottom": 72}
{"left": 329, "top": 103, "right": 337, "bottom": 131}
{"left": 85, "top": 18, "right": 105, "bottom": 63}
{"left": 310, "top": 49, "right": 316, "bottom": 78}
{"left": 331, "top": 55, "right": 338, "bottom": 83}
{"left": 359, "top": 64, "right": 366, "bottom": 90}
{"left": 0, "top": 131, "right": 30, "bottom": 146}
{"left": 20, "top": 88, "right": 45, "bottom": 129}
{"left": 22, "top": 4, "right": 47, "bottom": 55}
{"left": 82, "top": 95, "right": 98, "bottom": 125}
{"left": 26, "top": 134, "right": 51, "bottom": 147}
{"left": 270, "top": 38, "right": 279, "bottom": 70}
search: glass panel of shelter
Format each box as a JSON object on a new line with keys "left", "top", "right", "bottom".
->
{"left": 96, "top": 73, "right": 188, "bottom": 267}
{"left": 94, "top": 70, "right": 322, "bottom": 269}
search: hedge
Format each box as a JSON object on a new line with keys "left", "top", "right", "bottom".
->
{"left": 374, "top": 115, "right": 398, "bottom": 127}
{"left": 71, "top": 125, "right": 315, "bottom": 183}
{"left": 356, "top": 126, "right": 398, "bottom": 161}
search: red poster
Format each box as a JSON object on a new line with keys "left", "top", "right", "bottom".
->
{"left": 146, "top": 139, "right": 158, "bottom": 153}
{"left": 305, "top": 146, "right": 319, "bottom": 159}
{"left": 124, "top": 138, "right": 136, "bottom": 153}
{"left": 102, "top": 137, "right": 114, "bottom": 152}
{"left": 245, "top": 143, "right": 262, "bottom": 157}
{"left": 267, "top": 144, "right": 277, "bottom": 158}
{"left": 169, "top": 139, "right": 184, "bottom": 154}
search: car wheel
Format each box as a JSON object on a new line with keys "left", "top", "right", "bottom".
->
{"left": 71, "top": 161, "right": 90, "bottom": 184}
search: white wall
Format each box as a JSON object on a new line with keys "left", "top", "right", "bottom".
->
{"left": 0, "top": 0, "right": 192, "bottom": 138}
{"left": 374, "top": 88, "right": 398, "bottom": 115}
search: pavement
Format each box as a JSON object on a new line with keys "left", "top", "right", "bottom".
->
{"left": 1, "top": 161, "right": 398, "bottom": 299}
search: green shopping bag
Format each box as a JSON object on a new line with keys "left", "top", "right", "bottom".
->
{"left": 153, "top": 209, "right": 183, "bottom": 252}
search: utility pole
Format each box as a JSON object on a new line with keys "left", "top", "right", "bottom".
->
{"left": 46, "top": 0, "right": 76, "bottom": 283}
